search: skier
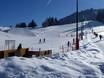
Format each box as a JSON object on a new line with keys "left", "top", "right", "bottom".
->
{"left": 62, "top": 45, "right": 64, "bottom": 52}
{"left": 95, "top": 33, "right": 98, "bottom": 37}
{"left": 93, "top": 32, "right": 98, "bottom": 37}
{"left": 43, "top": 38, "right": 45, "bottom": 43}
{"left": 39, "top": 48, "right": 41, "bottom": 51}
{"left": 99, "top": 35, "right": 102, "bottom": 40}
{"left": 80, "top": 32, "right": 84, "bottom": 40}
{"left": 39, "top": 39, "right": 41, "bottom": 43}
{"left": 91, "top": 29, "right": 93, "bottom": 33}
{"left": 67, "top": 41, "right": 71, "bottom": 47}
{"left": 73, "top": 38, "right": 75, "bottom": 44}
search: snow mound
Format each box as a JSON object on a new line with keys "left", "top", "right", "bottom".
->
{"left": 0, "top": 54, "right": 102, "bottom": 78}
{"left": 8, "top": 28, "right": 36, "bottom": 37}
{"left": 0, "top": 27, "right": 10, "bottom": 31}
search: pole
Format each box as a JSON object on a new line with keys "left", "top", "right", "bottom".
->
{"left": 76, "top": 0, "right": 79, "bottom": 50}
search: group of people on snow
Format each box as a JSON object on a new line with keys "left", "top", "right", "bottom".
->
{"left": 39, "top": 38, "right": 46, "bottom": 43}
{"left": 93, "top": 31, "right": 103, "bottom": 40}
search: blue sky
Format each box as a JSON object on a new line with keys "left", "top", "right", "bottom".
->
{"left": 0, "top": 0, "right": 104, "bottom": 26}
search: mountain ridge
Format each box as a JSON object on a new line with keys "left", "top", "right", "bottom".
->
{"left": 58, "top": 8, "right": 104, "bottom": 25}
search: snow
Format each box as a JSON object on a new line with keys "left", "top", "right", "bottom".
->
{"left": 0, "top": 21, "right": 104, "bottom": 78}
{"left": 8, "top": 28, "right": 36, "bottom": 37}
{"left": 0, "top": 27, "right": 10, "bottom": 31}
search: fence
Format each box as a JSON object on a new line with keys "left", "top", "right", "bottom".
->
{"left": 0, "top": 48, "right": 52, "bottom": 59}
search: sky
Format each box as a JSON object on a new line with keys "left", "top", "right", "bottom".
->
{"left": 0, "top": 0, "right": 104, "bottom": 26}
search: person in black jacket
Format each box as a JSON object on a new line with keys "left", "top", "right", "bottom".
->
{"left": 43, "top": 38, "right": 45, "bottom": 43}
{"left": 67, "top": 41, "right": 71, "bottom": 47}
{"left": 99, "top": 35, "right": 103, "bottom": 40}
{"left": 15, "top": 43, "right": 22, "bottom": 56}
{"left": 39, "top": 39, "right": 41, "bottom": 43}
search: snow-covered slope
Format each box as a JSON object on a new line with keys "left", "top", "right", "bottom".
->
{"left": 8, "top": 28, "right": 36, "bottom": 37}
{"left": 0, "top": 21, "right": 104, "bottom": 78}
{"left": 0, "top": 27, "right": 10, "bottom": 31}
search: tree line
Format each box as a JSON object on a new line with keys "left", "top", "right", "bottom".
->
{"left": 9, "top": 8, "right": 104, "bottom": 28}
{"left": 15, "top": 20, "right": 37, "bottom": 28}
{"left": 96, "top": 9, "right": 104, "bottom": 23}
{"left": 14, "top": 17, "right": 59, "bottom": 28}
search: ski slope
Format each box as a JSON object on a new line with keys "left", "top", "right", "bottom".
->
{"left": 0, "top": 21, "right": 104, "bottom": 78}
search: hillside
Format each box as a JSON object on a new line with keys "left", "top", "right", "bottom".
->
{"left": 0, "top": 21, "right": 104, "bottom": 77}
{"left": 58, "top": 8, "right": 104, "bottom": 25}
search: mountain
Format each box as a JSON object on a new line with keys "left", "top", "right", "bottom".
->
{"left": 58, "top": 8, "right": 104, "bottom": 25}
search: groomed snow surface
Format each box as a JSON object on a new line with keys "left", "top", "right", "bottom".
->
{"left": 0, "top": 21, "right": 104, "bottom": 78}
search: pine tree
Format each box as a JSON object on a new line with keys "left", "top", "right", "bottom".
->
{"left": 42, "top": 17, "right": 58, "bottom": 27}
{"left": 15, "top": 22, "right": 27, "bottom": 28}
{"left": 96, "top": 10, "right": 104, "bottom": 23}
{"left": 20, "top": 22, "right": 27, "bottom": 28}
{"left": 28, "top": 20, "right": 37, "bottom": 28}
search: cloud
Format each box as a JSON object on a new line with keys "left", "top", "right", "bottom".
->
{"left": 47, "top": 0, "right": 52, "bottom": 6}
